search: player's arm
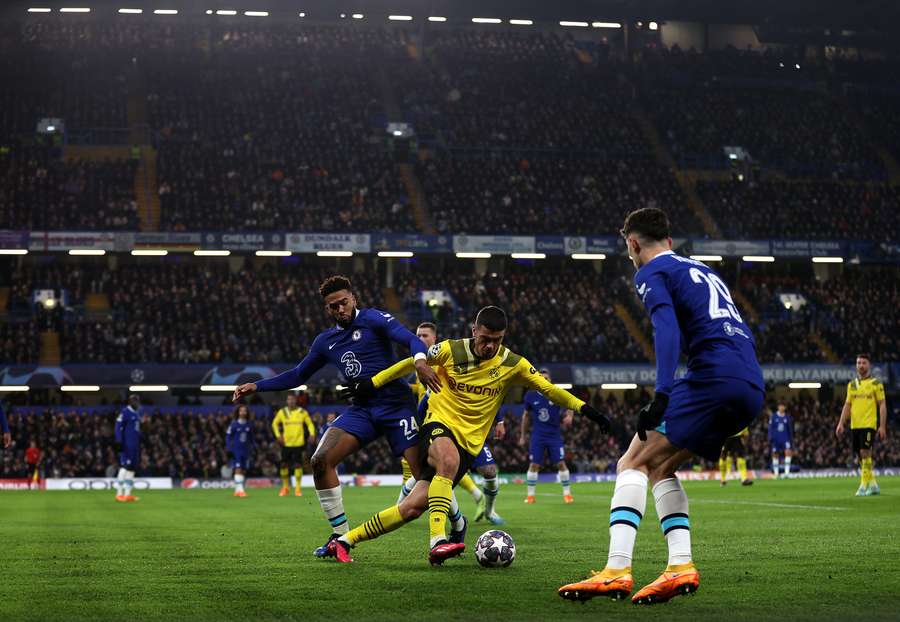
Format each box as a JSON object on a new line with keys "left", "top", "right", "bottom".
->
{"left": 0, "top": 405, "right": 10, "bottom": 448}
{"left": 272, "top": 410, "right": 285, "bottom": 445}
{"left": 302, "top": 410, "right": 316, "bottom": 444}
{"left": 371, "top": 341, "right": 452, "bottom": 392}
{"left": 637, "top": 274, "right": 679, "bottom": 440}
{"left": 494, "top": 408, "right": 506, "bottom": 440}
{"left": 519, "top": 407, "right": 530, "bottom": 446}
{"left": 375, "top": 312, "right": 441, "bottom": 393}
{"left": 233, "top": 341, "right": 327, "bottom": 402}
{"left": 114, "top": 412, "right": 124, "bottom": 448}
{"left": 836, "top": 384, "right": 851, "bottom": 436}
{"left": 876, "top": 380, "right": 887, "bottom": 440}
{"left": 517, "top": 361, "right": 609, "bottom": 431}
{"left": 768, "top": 415, "right": 775, "bottom": 443}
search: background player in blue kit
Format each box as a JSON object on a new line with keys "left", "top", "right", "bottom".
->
{"left": 114, "top": 394, "right": 143, "bottom": 503}
{"left": 232, "top": 275, "right": 441, "bottom": 556}
{"left": 769, "top": 402, "right": 794, "bottom": 479}
{"left": 227, "top": 404, "right": 256, "bottom": 497}
{"left": 560, "top": 208, "right": 764, "bottom": 605}
{"left": 521, "top": 369, "right": 574, "bottom": 504}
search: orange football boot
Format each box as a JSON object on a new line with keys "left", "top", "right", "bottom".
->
{"left": 278, "top": 487, "right": 289, "bottom": 497}
{"left": 115, "top": 495, "right": 128, "bottom": 502}
{"left": 524, "top": 495, "right": 536, "bottom": 504}
{"left": 234, "top": 490, "right": 247, "bottom": 498}
{"left": 124, "top": 495, "right": 140, "bottom": 502}
{"left": 294, "top": 488, "right": 302, "bottom": 497}
{"left": 558, "top": 567, "right": 633, "bottom": 602}
{"left": 563, "top": 494, "right": 574, "bottom": 504}
{"left": 631, "top": 563, "right": 700, "bottom": 605}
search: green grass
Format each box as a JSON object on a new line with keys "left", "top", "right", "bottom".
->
{"left": 2, "top": 478, "right": 899, "bottom": 621}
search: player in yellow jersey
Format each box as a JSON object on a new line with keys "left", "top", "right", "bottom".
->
{"left": 272, "top": 393, "right": 316, "bottom": 497}
{"left": 836, "top": 354, "right": 887, "bottom": 496}
{"left": 323, "top": 306, "right": 610, "bottom": 565}
{"left": 718, "top": 427, "right": 753, "bottom": 486}
{"left": 397, "top": 322, "right": 500, "bottom": 524}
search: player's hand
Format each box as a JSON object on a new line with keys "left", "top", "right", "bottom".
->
{"left": 835, "top": 421, "right": 845, "bottom": 437}
{"left": 2, "top": 432, "right": 10, "bottom": 449}
{"left": 415, "top": 360, "right": 442, "bottom": 394}
{"left": 232, "top": 383, "right": 257, "bottom": 403}
{"left": 563, "top": 410, "right": 574, "bottom": 427}
{"left": 339, "top": 378, "right": 375, "bottom": 402}
{"left": 277, "top": 436, "right": 285, "bottom": 447}
{"left": 580, "top": 404, "right": 611, "bottom": 433}
{"left": 637, "top": 393, "right": 669, "bottom": 441}
{"left": 494, "top": 421, "right": 506, "bottom": 440}
{"left": 878, "top": 427, "right": 887, "bottom": 441}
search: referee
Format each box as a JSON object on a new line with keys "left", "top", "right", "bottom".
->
{"left": 836, "top": 354, "right": 887, "bottom": 496}
{"left": 272, "top": 393, "right": 316, "bottom": 497}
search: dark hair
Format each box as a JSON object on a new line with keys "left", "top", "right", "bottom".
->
{"left": 417, "top": 322, "right": 437, "bottom": 333}
{"left": 319, "top": 275, "right": 353, "bottom": 299}
{"left": 475, "top": 306, "right": 507, "bottom": 331}
{"left": 856, "top": 353, "right": 871, "bottom": 361}
{"left": 621, "top": 208, "right": 670, "bottom": 241}
{"left": 233, "top": 404, "right": 249, "bottom": 418}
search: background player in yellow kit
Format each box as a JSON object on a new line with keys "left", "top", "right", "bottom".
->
{"left": 272, "top": 393, "right": 316, "bottom": 496}
{"left": 836, "top": 354, "right": 887, "bottom": 496}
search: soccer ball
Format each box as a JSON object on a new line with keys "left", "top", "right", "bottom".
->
{"left": 474, "top": 530, "right": 516, "bottom": 568}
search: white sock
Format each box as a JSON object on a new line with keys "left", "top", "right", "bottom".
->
{"left": 483, "top": 476, "right": 499, "bottom": 516}
{"left": 235, "top": 473, "right": 245, "bottom": 493}
{"left": 397, "top": 476, "right": 416, "bottom": 504}
{"left": 470, "top": 485, "right": 484, "bottom": 503}
{"left": 449, "top": 493, "right": 465, "bottom": 531}
{"left": 607, "top": 469, "right": 648, "bottom": 569}
{"left": 772, "top": 457, "right": 780, "bottom": 476}
{"left": 784, "top": 456, "right": 792, "bottom": 476}
{"left": 116, "top": 467, "right": 127, "bottom": 495}
{"left": 526, "top": 467, "right": 538, "bottom": 496}
{"left": 123, "top": 470, "right": 135, "bottom": 497}
{"left": 560, "top": 468, "right": 571, "bottom": 496}
{"left": 653, "top": 477, "right": 692, "bottom": 566}
{"left": 316, "top": 485, "right": 349, "bottom": 535}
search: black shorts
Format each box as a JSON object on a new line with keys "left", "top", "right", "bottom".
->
{"left": 281, "top": 446, "right": 306, "bottom": 465}
{"left": 721, "top": 435, "right": 746, "bottom": 458}
{"left": 852, "top": 428, "right": 876, "bottom": 453}
{"left": 418, "top": 421, "right": 477, "bottom": 486}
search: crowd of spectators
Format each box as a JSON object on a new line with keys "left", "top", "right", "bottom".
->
{"left": 697, "top": 179, "right": 900, "bottom": 242}
{"left": 3, "top": 392, "right": 897, "bottom": 479}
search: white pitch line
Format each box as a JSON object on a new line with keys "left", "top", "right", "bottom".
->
{"left": 692, "top": 499, "right": 848, "bottom": 511}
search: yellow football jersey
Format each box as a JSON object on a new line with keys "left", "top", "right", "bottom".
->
{"left": 373, "top": 338, "right": 584, "bottom": 455}
{"left": 272, "top": 406, "right": 315, "bottom": 447}
{"left": 845, "top": 376, "right": 884, "bottom": 429}
{"left": 729, "top": 427, "right": 750, "bottom": 439}
{"left": 409, "top": 379, "right": 428, "bottom": 405}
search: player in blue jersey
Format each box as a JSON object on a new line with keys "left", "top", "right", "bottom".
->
{"left": 560, "top": 208, "right": 764, "bottom": 605}
{"left": 0, "top": 401, "right": 11, "bottom": 449}
{"left": 114, "top": 394, "right": 143, "bottom": 503}
{"left": 769, "top": 402, "right": 794, "bottom": 479}
{"left": 521, "top": 369, "right": 574, "bottom": 504}
{"left": 227, "top": 404, "right": 256, "bottom": 497}
{"left": 232, "top": 275, "right": 442, "bottom": 556}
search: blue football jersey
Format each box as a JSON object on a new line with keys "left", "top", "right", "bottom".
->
{"left": 768, "top": 412, "right": 793, "bottom": 443}
{"left": 227, "top": 420, "right": 255, "bottom": 455}
{"left": 523, "top": 390, "right": 563, "bottom": 438}
{"left": 255, "top": 308, "right": 426, "bottom": 404}
{"left": 635, "top": 251, "right": 763, "bottom": 391}
{"left": 114, "top": 406, "right": 142, "bottom": 451}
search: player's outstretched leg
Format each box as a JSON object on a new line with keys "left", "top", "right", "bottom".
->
{"left": 397, "top": 475, "right": 416, "bottom": 504}
{"left": 428, "top": 475, "right": 465, "bottom": 564}
{"left": 458, "top": 473, "right": 483, "bottom": 505}
{"left": 311, "top": 428, "right": 360, "bottom": 557}
{"left": 558, "top": 469, "right": 646, "bottom": 602}
{"left": 632, "top": 478, "right": 700, "bottom": 605}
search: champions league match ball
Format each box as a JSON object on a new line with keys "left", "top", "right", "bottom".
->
{"left": 474, "top": 530, "right": 516, "bottom": 568}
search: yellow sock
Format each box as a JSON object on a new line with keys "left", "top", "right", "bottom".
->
{"left": 279, "top": 467, "right": 289, "bottom": 488}
{"left": 345, "top": 505, "right": 407, "bottom": 546}
{"left": 428, "top": 475, "right": 454, "bottom": 546}
{"left": 294, "top": 467, "right": 303, "bottom": 490}
{"left": 869, "top": 458, "right": 877, "bottom": 486}
{"left": 737, "top": 457, "right": 748, "bottom": 481}
{"left": 719, "top": 457, "right": 728, "bottom": 481}
{"left": 861, "top": 457, "right": 873, "bottom": 487}
{"left": 401, "top": 458, "right": 412, "bottom": 483}
{"left": 458, "top": 473, "right": 479, "bottom": 495}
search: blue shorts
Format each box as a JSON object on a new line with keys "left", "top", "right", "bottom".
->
{"left": 657, "top": 377, "right": 765, "bottom": 461}
{"left": 471, "top": 445, "right": 495, "bottom": 469}
{"left": 771, "top": 441, "right": 792, "bottom": 454}
{"left": 231, "top": 454, "right": 251, "bottom": 470}
{"left": 529, "top": 435, "right": 565, "bottom": 465}
{"left": 119, "top": 450, "right": 140, "bottom": 469}
{"left": 331, "top": 401, "right": 418, "bottom": 456}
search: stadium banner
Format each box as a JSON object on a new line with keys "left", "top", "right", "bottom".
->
{"left": 286, "top": 233, "right": 371, "bottom": 253}
{"left": 0, "top": 479, "right": 42, "bottom": 491}
{"left": 0, "top": 230, "right": 29, "bottom": 249}
{"left": 28, "top": 231, "right": 118, "bottom": 251}
{"left": 452, "top": 235, "right": 534, "bottom": 254}
{"left": 561, "top": 236, "right": 623, "bottom": 255}
{"left": 691, "top": 239, "right": 771, "bottom": 256}
{"left": 371, "top": 233, "right": 453, "bottom": 254}
{"left": 203, "top": 232, "right": 284, "bottom": 251}
{"left": 133, "top": 231, "right": 202, "bottom": 250}
{"left": 771, "top": 240, "right": 846, "bottom": 257}
{"left": 45, "top": 477, "right": 173, "bottom": 491}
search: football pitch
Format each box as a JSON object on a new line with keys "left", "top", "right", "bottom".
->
{"left": 3, "top": 478, "right": 899, "bottom": 621}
